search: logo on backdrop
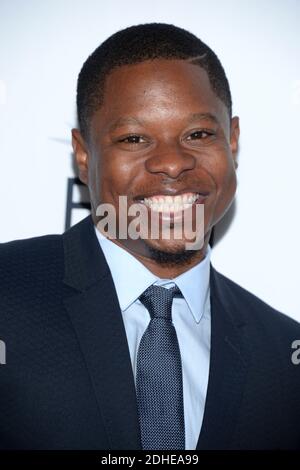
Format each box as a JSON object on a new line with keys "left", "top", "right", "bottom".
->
{"left": 65, "top": 177, "right": 91, "bottom": 230}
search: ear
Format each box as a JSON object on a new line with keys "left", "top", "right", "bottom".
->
{"left": 71, "top": 128, "right": 89, "bottom": 184}
{"left": 230, "top": 116, "right": 240, "bottom": 169}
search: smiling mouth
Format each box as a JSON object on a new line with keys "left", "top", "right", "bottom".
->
{"left": 138, "top": 192, "right": 208, "bottom": 215}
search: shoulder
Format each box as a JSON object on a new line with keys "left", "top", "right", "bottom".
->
{"left": 0, "top": 233, "right": 64, "bottom": 289}
{"left": 212, "top": 266, "right": 300, "bottom": 339}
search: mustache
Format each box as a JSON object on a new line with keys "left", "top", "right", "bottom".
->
{"left": 129, "top": 178, "right": 212, "bottom": 200}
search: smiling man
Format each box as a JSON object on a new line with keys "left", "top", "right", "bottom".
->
{"left": 0, "top": 23, "right": 300, "bottom": 451}
{"left": 73, "top": 51, "right": 238, "bottom": 278}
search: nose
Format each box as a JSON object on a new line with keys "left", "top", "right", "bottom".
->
{"left": 145, "top": 143, "right": 196, "bottom": 179}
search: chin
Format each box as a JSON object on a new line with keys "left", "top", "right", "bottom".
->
{"left": 143, "top": 238, "right": 199, "bottom": 267}
{"left": 144, "top": 238, "right": 187, "bottom": 254}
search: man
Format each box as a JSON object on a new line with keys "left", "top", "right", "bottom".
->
{"left": 0, "top": 23, "right": 299, "bottom": 450}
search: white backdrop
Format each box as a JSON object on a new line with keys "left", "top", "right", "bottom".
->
{"left": 0, "top": 0, "right": 299, "bottom": 321}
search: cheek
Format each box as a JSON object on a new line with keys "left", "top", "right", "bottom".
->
{"left": 212, "top": 153, "right": 237, "bottom": 220}
{"left": 204, "top": 142, "right": 236, "bottom": 189}
{"left": 201, "top": 147, "right": 237, "bottom": 221}
{"left": 93, "top": 151, "right": 139, "bottom": 200}
{"left": 215, "top": 154, "right": 236, "bottom": 189}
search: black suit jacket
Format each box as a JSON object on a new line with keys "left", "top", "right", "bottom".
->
{"left": 0, "top": 215, "right": 300, "bottom": 449}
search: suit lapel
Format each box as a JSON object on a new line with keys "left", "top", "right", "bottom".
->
{"left": 62, "top": 216, "right": 250, "bottom": 450}
{"left": 62, "top": 216, "right": 141, "bottom": 450}
{"left": 196, "top": 267, "right": 251, "bottom": 449}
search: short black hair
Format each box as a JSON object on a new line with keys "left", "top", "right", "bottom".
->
{"left": 76, "top": 23, "right": 232, "bottom": 141}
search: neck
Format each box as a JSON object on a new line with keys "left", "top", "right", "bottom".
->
{"left": 124, "top": 244, "right": 210, "bottom": 278}
{"left": 94, "top": 222, "right": 211, "bottom": 278}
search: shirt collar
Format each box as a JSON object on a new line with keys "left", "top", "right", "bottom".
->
{"left": 94, "top": 226, "right": 211, "bottom": 324}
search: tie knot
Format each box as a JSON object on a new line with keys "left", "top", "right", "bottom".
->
{"left": 139, "top": 284, "right": 183, "bottom": 320}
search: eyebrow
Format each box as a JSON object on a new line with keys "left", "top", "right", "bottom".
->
{"left": 109, "top": 117, "right": 143, "bottom": 132}
{"left": 187, "top": 112, "right": 220, "bottom": 125}
{"left": 109, "top": 112, "right": 220, "bottom": 132}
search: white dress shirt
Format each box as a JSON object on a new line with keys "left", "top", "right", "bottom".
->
{"left": 94, "top": 226, "right": 211, "bottom": 450}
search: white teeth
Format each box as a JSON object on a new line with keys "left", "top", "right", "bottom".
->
{"left": 143, "top": 192, "right": 199, "bottom": 212}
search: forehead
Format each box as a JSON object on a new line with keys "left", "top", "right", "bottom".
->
{"left": 90, "top": 59, "right": 229, "bottom": 134}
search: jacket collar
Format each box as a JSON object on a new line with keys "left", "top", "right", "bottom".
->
{"left": 63, "top": 215, "right": 142, "bottom": 449}
{"left": 196, "top": 267, "right": 250, "bottom": 449}
{"left": 63, "top": 215, "right": 110, "bottom": 291}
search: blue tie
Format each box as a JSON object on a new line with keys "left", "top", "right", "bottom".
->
{"left": 136, "top": 284, "right": 185, "bottom": 450}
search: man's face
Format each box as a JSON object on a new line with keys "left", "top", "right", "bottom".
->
{"left": 73, "top": 59, "right": 239, "bottom": 261}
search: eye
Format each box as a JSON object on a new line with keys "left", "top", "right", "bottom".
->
{"left": 118, "top": 135, "right": 147, "bottom": 144}
{"left": 186, "top": 130, "right": 214, "bottom": 141}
